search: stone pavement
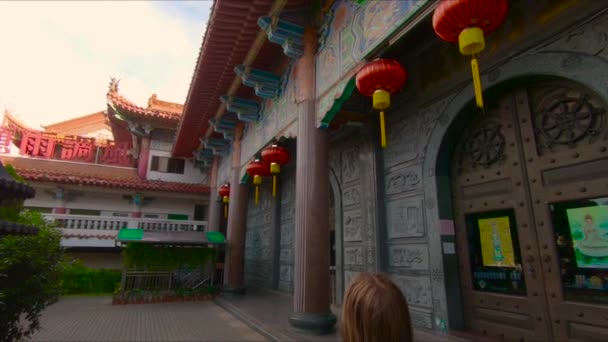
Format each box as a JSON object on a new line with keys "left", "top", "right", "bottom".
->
{"left": 215, "top": 287, "right": 473, "bottom": 342}
{"left": 29, "top": 296, "right": 268, "bottom": 341}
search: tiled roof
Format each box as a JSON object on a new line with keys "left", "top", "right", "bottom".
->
{"left": 1, "top": 156, "right": 208, "bottom": 195}
{"left": 172, "top": 0, "right": 293, "bottom": 157}
{"left": 0, "top": 161, "right": 36, "bottom": 201}
{"left": 0, "top": 219, "right": 39, "bottom": 236}
{"left": 106, "top": 79, "right": 182, "bottom": 123}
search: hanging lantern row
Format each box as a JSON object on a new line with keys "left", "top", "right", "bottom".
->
{"left": 246, "top": 159, "right": 271, "bottom": 205}
{"left": 355, "top": 0, "right": 508, "bottom": 147}
{"left": 218, "top": 183, "right": 230, "bottom": 218}
{"left": 355, "top": 58, "right": 407, "bottom": 149}
{"left": 432, "top": 0, "right": 509, "bottom": 110}
{"left": 261, "top": 144, "right": 290, "bottom": 197}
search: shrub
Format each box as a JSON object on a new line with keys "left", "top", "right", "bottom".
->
{"left": 61, "top": 260, "right": 121, "bottom": 295}
{"left": 0, "top": 165, "right": 64, "bottom": 341}
{"left": 0, "top": 222, "right": 64, "bottom": 341}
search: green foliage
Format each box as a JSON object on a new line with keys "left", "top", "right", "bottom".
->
{"left": 61, "top": 260, "right": 121, "bottom": 295}
{"left": 123, "top": 243, "right": 215, "bottom": 271}
{"left": 0, "top": 165, "right": 65, "bottom": 341}
{"left": 0, "top": 224, "right": 64, "bottom": 340}
{"left": 0, "top": 165, "right": 25, "bottom": 222}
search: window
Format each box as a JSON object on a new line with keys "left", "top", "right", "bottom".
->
{"left": 111, "top": 212, "right": 129, "bottom": 217}
{"left": 24, "top": 206, "right": 53, "bottom": 214}
{"left": 151, "top": 156, "right": 185, "bottom": 174}
{"left": 69, "top": 209, "right": 101, "bottom": 216}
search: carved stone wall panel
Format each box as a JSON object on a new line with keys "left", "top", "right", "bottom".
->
{"left": 537, "top": 13, "right": 608, "bottom": 59}
{"left": 342, "top": 185, "right": 361, "bottom": 207}
{"left": 344, "top": 271, "right": 360, "bottom": 289}
{"left": 410, "top": 307, "right": 433, "bottom": 329}
{"left": 386, "top": 197, "right": 425, "bottom": 239}
{"left": 278, "top": 165, "right": 296, "bottom": 292}
{"left": 384, "top": 111, "right": 420, "bottom": 168}
{"left": 341, "top": 144, "right": 361, "bottom": 184}
{"left": 343, "top": 209, "right": 362, "bottom": 242}
{"left": 344, "top": 246, "right": 364, "bottom": 266}
{"left": 391, "top": 274, "right": 432, "bottom": 308}
{"left": 385, "top": 164, "right": 422, "bottom": 197}
{"left": 388, "top": 244, "right": 429, "bottom": 270}
{"left": 280, "top": 248, "right": 292, "bottom": 263}
{"left": 244, "top": 180, "right": 275, "bottom": 289}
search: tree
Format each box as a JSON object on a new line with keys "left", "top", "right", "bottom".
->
{"left": 0, "top": 165, "right": 64, "bottom": 341}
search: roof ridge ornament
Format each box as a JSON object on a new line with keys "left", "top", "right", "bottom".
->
{"left": 108, "top": 77, "right": 120, "bottom": 94}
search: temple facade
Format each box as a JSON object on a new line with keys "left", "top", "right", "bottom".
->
{"left": 0, "top": 81, "right": 210, "bottom": 269}
{"left": 173, "top": 0, "right": 608, "bottom": 339}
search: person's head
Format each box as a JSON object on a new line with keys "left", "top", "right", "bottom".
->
{"left": 585, "top": 214, "right": 593, "bottom": 223}
{"left": 341, "top": 273, "right": 413, "bottom": 342}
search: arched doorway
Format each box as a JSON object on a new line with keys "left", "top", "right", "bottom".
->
{"left": 448, "top": 79, "right": 608, "bottom": 340}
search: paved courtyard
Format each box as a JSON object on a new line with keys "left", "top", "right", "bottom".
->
{"left": 29, "top": 296, "right": 268, "bottom": 341}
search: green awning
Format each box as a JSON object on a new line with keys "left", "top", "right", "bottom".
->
{"left": 116, "top": 229, "right": 225, "bottom": 245}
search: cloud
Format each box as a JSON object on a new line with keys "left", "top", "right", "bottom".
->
{"left": 0, "top": 1, "right": 208, "bottom": 128}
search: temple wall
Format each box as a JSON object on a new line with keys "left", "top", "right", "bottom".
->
{"left": 378, "top": 4, "right": 608, "bottom": 331}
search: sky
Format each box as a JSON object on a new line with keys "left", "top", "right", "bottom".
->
{"left": 0, "top": 1, "right": 211, "bottom": 128}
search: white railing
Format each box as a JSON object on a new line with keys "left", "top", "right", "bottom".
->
{"left": 43, "top": 214, "right": 207, "bottom": 232}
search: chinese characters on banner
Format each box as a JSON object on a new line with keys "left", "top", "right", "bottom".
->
{"left": 7, "top": 127, "right": 132, "bottom": 167}
{"left": 60, "top": 136, "right": 95, "bottom": 162}
{"left": 0, "top": 127, "right": 14, "bottom": 154}
{"left": 100, "top": 142, "right": 131, "bottom": 166}
{"left": 20, "top": 131, "right": 56, "bottom": 158}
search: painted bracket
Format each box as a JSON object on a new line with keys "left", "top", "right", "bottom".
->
{"left": 220, "top": 95, "right": 260, "bottom": 123}
{"left": 234, "top": 65, "right": 283, "bottom": 99}
{"left": 200, "top": 137, "right": 231, "bottom": 156}
{"left": 258, "top": 16, "right": 304, "bottom": 59}
{"left": 209, "top": 113, "right": 238, "bottom": 140}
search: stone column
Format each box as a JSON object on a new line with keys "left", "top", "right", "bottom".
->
{"left": 207, "top": 156, "right": 221, "bottom": 232}
{"left": 223, "top": 124, "right": 249, "bottom": 293}
{"left": 137, "top": 135, "right": 151, "bottom": 179}
{"left": 288, "top": 27, "right": 336, "bottom": 334}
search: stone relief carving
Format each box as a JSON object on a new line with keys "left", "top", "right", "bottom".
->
{"left": 343, "top": 186, "right": 361, "bottom": 207}
{"left": 384, "top": 113, "right": 419, "bottom": 167}
{"left": 385, "top": 166, "right": 421, "bottom": 196}
{"left": 410, "top": 308, "right": 433, "bottom": 329}
{"left": 537, "top": 13, "right": 608, "bottom": 58}
{"left": 344, "top": 246, "right": 364, "bottom": 266}
{"left": 280, "top": 265, "right": 293, "bottom": 282}
{"left": 387, "top": 197, "right": 425, "bottom": 239}
{"left": 341, "top": 145, "right": 361, "bottom": 183}
{"left": 343, "top": 210, "right": 362, "bottom": 241}
{"left": 344, "top": 271, "right": 360, "bottom": 289}
{"left": 280, "top": 249, "right": 292, "bottom": 263}
{"left": 391, "top": 274, "right": 432, "bottom": 308}
{"left": 388, "top": 244, "right": 429, "bottom": 270}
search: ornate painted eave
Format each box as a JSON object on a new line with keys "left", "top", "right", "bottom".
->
{"left": 220, "top": 96, "right": 260, "bottom": 123}
{"left": 258, "top": 16, "right": 304, "bottom": 59}
{"left": 234, "top": 65, "right": 283, "bottom": 99}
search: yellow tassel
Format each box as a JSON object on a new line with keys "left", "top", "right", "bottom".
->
{"left": 471, "top": 57, "right": 484, "bottom": 109}
{"left": 224, "top": 204, "right": 228, "bottom": 218}
{"left": 379, "top": 110, "right": 387, "bottom": 148}
{"left": 255, "top": 186, "right": 260, "bottom": 205}
{"left": 272, "top": 175, "right": 277, "bottom": 197}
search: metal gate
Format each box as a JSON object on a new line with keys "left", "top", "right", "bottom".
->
{"left": 451, "top": 81, "right": 608, "bottom": 341}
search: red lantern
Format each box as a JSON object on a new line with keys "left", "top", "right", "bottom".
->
{"left": 355, "top": 59, "right": 407, "bottom": 148}
{"left": 433, "top": 0, "right": 509, "bottom": 110}
{"left": 261, "top": 144, "right": 289, "bottom": 197}
{"left": 218, "top": 184, "right": 230, "bottom": 218}
{"left": 246, "top": 159, "right": 271, "bottom": 205}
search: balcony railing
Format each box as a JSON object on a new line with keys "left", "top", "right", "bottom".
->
{"left": 43, "top": 213, "right": 208, "bottom": 232}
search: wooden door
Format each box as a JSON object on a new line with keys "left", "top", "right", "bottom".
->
{"left": 452, "top": 81, "right": 608, "bottom": 341}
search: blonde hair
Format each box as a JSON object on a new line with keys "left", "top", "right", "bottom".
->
{"left": 341, "top": 273, "right": 413, "bottom": 342}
